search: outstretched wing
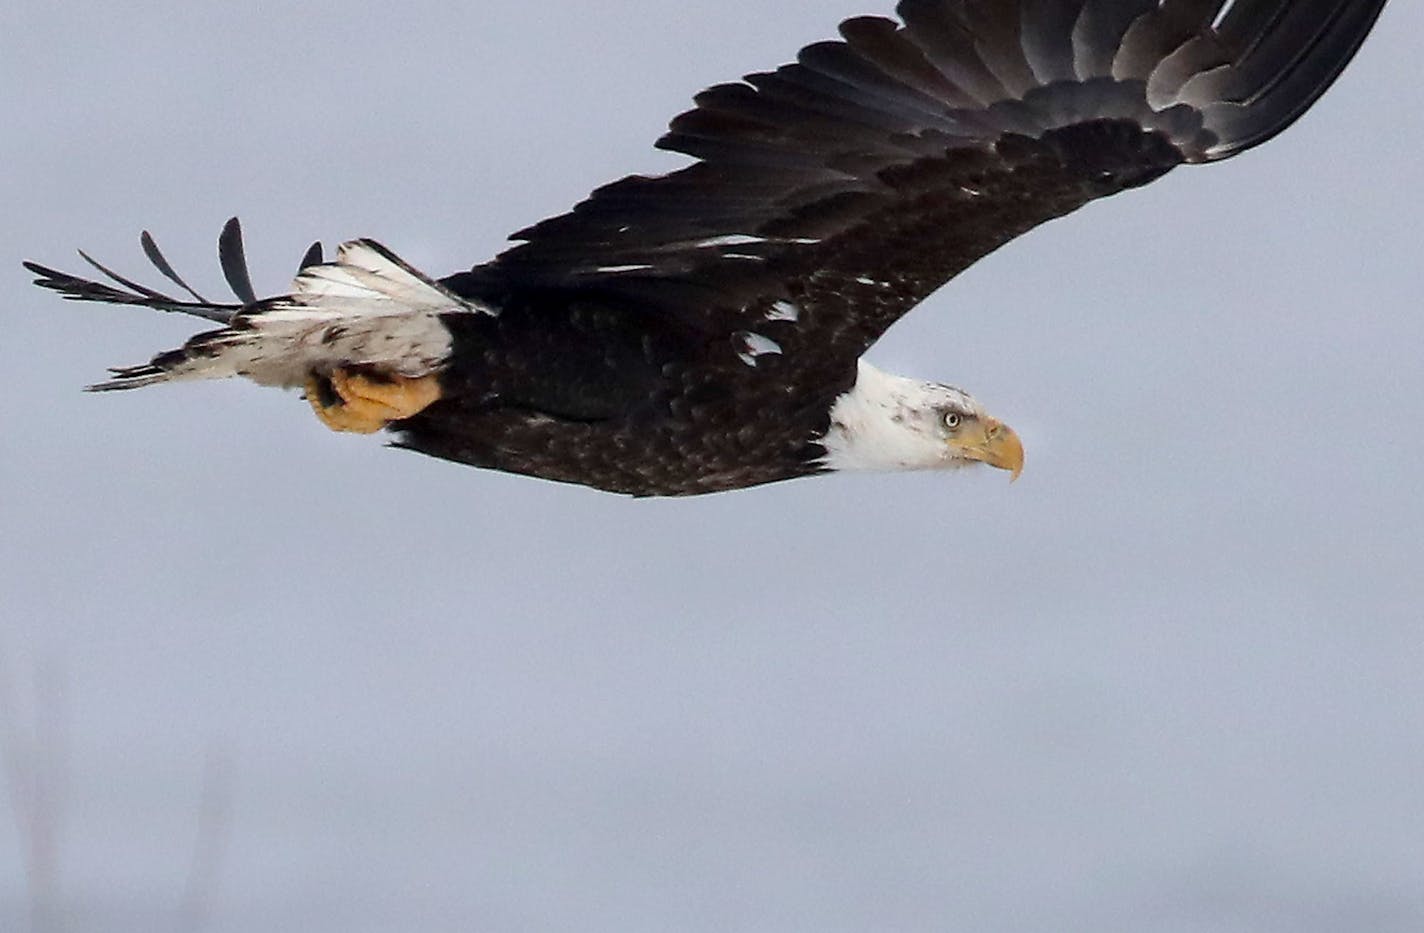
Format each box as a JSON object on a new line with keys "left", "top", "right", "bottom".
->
{"left": 456, "top": 0, "right": 1385, "bottom": 369}
{"left": 26, "top": 219, "right": 491, "bottom": 391}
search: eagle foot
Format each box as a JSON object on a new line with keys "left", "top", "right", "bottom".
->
{"left": 304, "top": 368, "right": 442, "bottom": 434}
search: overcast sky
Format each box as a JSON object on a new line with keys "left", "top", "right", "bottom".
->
{"left": 3, "top": 2, "right": 1422, "bottom": 931}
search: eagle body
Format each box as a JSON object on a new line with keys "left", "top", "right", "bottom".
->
{"left": 26, "top": 0, "right": 1388, "bottom": 496}
{"left": 411, "top": 119, "right": 1180, "bottom": 495}
{"left": 411, "top": 288, "right": 849, "bottom": 496}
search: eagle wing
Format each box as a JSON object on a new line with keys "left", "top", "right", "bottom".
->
{"left": 24, "top": 1, "right": 1386, "bottom": 404}
{"left": 456, "top": 0, "right": 1385, "bottom": 370}
{"left": 25, "top": 223, "right": 493, "bottom": 392}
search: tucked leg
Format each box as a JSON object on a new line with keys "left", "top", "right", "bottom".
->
{"left": 305, "top": 368, "right": 442, "bottom": 434}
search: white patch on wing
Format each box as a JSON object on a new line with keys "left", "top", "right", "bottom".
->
{"left": 692, "top": 235, "right": 769, "bottom": 248}
{"left": 687, "top": 234, "right": 821, "bottom": 248}
{"left": 766, "top": 300, "right": 801, "bottom": 322}
{"left": 591, "top": 264, "right": 656, "bottom": 274}
{"left": 90, "top": 239, "right": 491, "bottom": 391}
{"left": 736, "top": 331, "right": 783, "bottom": 367}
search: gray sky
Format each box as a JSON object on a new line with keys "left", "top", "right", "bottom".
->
{"left": 3, "top": 2, "right": 1422, "bottom": 931}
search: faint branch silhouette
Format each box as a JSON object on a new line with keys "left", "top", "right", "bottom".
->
{"left": 1, "top": 651, "right": 234, "bottom": 933}
{"left": 174, "top": 749, "right": 234, "bottom": 933}
{"left": 0, "top": 653, "right": 68, "bottom": 933}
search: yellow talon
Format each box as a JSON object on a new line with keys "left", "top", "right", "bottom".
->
{"left": 304, "top": 369, "right": 442, "bottom": 435}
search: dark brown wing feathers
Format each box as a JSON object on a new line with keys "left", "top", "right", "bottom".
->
{"left": 452, "top": 0, "right": 1383, "bottom": 368}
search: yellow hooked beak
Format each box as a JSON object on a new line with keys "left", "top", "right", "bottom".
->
{"left": 950, "top": 416, "right": 1025, "bottom": 482}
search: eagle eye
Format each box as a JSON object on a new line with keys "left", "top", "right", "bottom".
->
{"left": 944, "top": 412, "right": 963, "bottom": 430}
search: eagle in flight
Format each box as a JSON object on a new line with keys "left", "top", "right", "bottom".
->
{"left": 27, "top": 0, "right": 1386, "bottom": 496}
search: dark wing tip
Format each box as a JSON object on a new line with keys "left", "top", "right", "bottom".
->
{"left": 299, "top": 241, "right": 324, "bottom": 272}
{"left": 141, "top": 228, "right": 209, "bottom": 303}
{"left": 1195, "top": 0, "right": 1390, "bottom": 161}
{"left": 218, "top": 216, "right": 259, "bottom": 305}
{"left": 26, "top": 222, "right": 250, "bottom": 325}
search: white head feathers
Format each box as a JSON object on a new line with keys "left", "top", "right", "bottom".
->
{"left": 818, "top": 360, "right": 1023, "bottom": 480}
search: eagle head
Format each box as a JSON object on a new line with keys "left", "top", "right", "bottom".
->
{"left": 818, "top": 360, "right": 1024, "bottom": 481}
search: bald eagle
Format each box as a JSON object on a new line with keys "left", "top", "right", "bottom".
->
{"left": 26, "top": 0, "right": 1386, "bottom": 496}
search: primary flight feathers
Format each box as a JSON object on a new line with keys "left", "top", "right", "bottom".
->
{"left": 26, "top": 0, "right": 1387, "bottom": 496}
